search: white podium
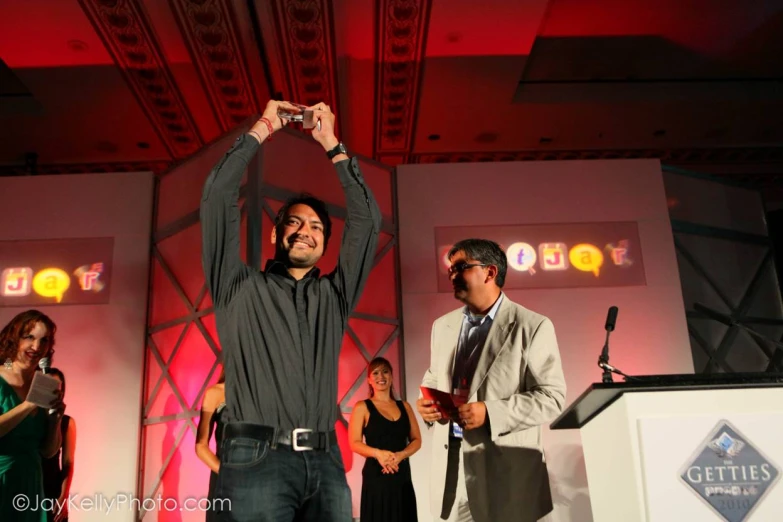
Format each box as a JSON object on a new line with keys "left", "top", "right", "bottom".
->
{"left": 551, "top": 374, "right": 783, "bottom": 522}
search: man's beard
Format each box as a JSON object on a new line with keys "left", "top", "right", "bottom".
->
{"left": 452, "top": 282, "right": 468, "bottom": 302}
{"left": 277, "top": 236, "right": 317, "bottom": 267}
{"left": 287, "top": 251, "right": 315, "bottom": 267}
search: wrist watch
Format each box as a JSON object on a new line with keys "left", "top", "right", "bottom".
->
{"left": 326, "top": 142, "right": 347, "bottom": 160}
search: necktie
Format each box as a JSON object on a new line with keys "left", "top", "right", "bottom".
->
{"left": 455, "top": 317, "right": 482, "bottom": 389}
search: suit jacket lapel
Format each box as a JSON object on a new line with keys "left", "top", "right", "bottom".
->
{"left": 470, "top": 297, "right": 515, "bottom": 398}
{"left": 438, "top": 311, "right": 463, "bottom": 389}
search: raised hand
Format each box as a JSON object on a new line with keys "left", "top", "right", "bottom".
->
{"left": 261, "top": 100, "right": 299, "bottom": 132}
{"left": 307, "top": 102, "right": 339, "bottom": 151}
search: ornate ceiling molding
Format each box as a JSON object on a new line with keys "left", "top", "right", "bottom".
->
{"left": 374, "top": 0, "right": 431, "bottom": 162}
{"left": 79, "top": 0, "right": 203, "bottom": 159}
{"left": 0, "top": 161, "right": 170, "bottom": 176}
{"left": 270, "top": 0, "right": 338, "bottom": 109}
{"left": 2, "top": 146, "right": 781, "bottom": 186}
{"left": 168, "top": 0, "right": 261, "bottom": 131}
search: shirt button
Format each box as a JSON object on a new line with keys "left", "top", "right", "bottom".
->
{"left": 444, "top": 444, "right": 448, "bottom": 449}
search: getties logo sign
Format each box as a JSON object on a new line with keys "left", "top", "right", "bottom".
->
{"left": 680, "top": 420, "right": 780, "bottom": 522}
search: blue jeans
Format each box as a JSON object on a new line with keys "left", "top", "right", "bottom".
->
{"left": 214, "top": 424, "right": 352, "bottom": 522}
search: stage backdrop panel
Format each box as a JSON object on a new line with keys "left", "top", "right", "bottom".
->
{"left": 397, "top": 158, "right": 693, "bottom": 522}
{"left": 0, "top": 171, "right": 154, "bottom": 522}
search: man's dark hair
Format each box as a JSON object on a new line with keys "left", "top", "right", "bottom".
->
{"left": 275, "top": 193, "right": 332, "bottom": 251}
{"left": 448, "top": 238, "right": 508, "bottom": 288}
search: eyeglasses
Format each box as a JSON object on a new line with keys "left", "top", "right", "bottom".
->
{"left": 447, "top": 262, "right": 489, "bottom": 276}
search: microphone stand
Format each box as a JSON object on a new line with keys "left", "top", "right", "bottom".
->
{"left": 598, "top": 330, "right": 614, "bottom": 383}
{"left": 598, "top": 358, "right": 637, "bottom": 381}
{"left": 597, "top": 309, "right": 638, "bottom": 382}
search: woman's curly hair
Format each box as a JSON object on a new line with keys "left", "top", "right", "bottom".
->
{"left": 0, "top": 309, "right": 57, "bottom": 363}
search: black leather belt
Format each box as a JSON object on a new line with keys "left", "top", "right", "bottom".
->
{"left": 223, "top": 422, "right": 337, "bottom": 452}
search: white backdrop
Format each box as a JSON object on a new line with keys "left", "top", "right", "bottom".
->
{"left": 396, "top": 158, "right": 694, "bottom": 522}
{"left": 0, "top": 172, "right": 154, "bottom": 522}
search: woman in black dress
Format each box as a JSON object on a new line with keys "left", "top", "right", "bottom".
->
{"left": 349, "top": 357, "right": 421, "bottom": 522}
{"left": 195, "top": 368, "right": 225, "bottom": 521}
{"left": 41, "top": 368, "right": 76, "bottom": 522}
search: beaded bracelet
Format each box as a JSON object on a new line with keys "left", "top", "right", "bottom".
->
{"left": 259, "top": 117, "right": 274, "bottom": 140}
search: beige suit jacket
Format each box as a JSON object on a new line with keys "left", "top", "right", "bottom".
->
{"left": 421, "top": 295, "right": 566, "bottom": 522}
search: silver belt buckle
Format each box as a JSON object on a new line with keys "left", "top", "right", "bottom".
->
{"left": 292, "top": 428, "right": 314, "bottom": 451}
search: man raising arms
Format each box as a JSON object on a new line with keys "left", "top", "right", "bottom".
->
{"left": 201, "top": 100, "right": 381, "bottom": 521}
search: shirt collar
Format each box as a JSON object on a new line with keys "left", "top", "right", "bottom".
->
{"left": 463, "top": 292, "right": 504, "bottom": 326}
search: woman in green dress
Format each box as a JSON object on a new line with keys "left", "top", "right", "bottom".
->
{"left": 0, "top": 310, "right": 65, "bottom": 522}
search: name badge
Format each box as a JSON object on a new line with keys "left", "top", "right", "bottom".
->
{"left": 451, "top": 421, "right": 464, "bottom": 439}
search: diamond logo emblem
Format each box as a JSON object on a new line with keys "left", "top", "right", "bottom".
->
{"left": 680, "top": 420, "right": 780, "bottom": 522}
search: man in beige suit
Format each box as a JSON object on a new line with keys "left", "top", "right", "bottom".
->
{"left": 417, "top": 238, "right": 566, "bottom": 522}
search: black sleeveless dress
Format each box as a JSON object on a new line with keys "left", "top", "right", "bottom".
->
{"left": 206, "top": 403, "right": 225, "bottom": 522}
{"left": 42, "top": 415, "right": 71, "bottom": 522}
{"left": 361, "top": 400, "right": 418, "bottom": 522}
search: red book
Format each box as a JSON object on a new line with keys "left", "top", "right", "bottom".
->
{"left": 420, "top": 386, "right": 466, "bottom": 421}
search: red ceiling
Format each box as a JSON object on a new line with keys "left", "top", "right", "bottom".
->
{"left": 0, "top": 0, "right": 781, "bottom": 178}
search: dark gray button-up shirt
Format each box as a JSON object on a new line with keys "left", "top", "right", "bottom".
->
{"left": 200, "top": 134, "right": 381, "bottom": 431}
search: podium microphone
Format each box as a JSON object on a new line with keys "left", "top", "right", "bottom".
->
{"left": 598, "top": 306, "right": 618, "bottom": 383}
